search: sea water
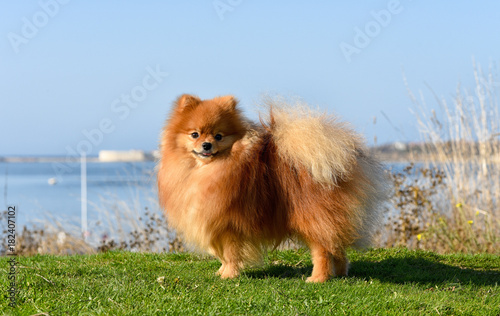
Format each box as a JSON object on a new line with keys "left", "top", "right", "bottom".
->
{"left": 0, "top": 161, "right": 157, "bottom": 230}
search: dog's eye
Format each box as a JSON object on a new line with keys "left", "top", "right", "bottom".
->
{"left": 214, "top": 134, "right": 223, "bottom": 141}
{"left": 191, "top": 132, "right": 199, "bottom": 139}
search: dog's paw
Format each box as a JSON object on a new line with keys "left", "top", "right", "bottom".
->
{"left": 219, "top": 265, "right": 240, "bottom": 279}
{"left": 215, "top": 264, "right": 226, "bottom": 276}
{"left": 305, "top": 274, "right": 330, "bottom": 283}
{"left": 220, "top": 272, "right": 239, "bottom": 279}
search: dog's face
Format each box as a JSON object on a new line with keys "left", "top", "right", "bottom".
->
{"left": 169, "top": 94, "right": 246, "bottom": 164}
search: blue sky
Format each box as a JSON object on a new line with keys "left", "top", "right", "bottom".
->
{"left": 1, "top": 1, "right": 499, "bottom": 155}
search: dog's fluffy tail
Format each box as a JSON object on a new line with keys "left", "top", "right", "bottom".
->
{"left": 261, "top": 96, "right": 389, "bottom": 247}
{"left": 262, "top": 96, "right": 363, "bottom": 187}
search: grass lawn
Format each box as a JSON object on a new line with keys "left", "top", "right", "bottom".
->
{"left": 1, "top": 248, "right": 499, "bottom": 315}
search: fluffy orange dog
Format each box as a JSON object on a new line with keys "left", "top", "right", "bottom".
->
{"left": 157, "top": 94, "right": 387, "bottom": 282}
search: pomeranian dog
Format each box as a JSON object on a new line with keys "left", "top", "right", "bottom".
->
{"left": 157, "top": 94, "right": 387, "bottom": 282}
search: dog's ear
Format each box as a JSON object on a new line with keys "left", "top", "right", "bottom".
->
{"left": 175, "top": 94, "right": 201, "bottom": 112}
{"left": 217, "top": 95, "right": 238, "bottom": 111}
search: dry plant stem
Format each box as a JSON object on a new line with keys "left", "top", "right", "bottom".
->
{"left": 400, "top": 63, "right": 500, "bottom": 254}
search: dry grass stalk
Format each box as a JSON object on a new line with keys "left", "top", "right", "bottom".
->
{"left": 402, "top": 63, "right": 500, "bottom": 253}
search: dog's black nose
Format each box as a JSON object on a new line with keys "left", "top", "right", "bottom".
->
{"left": 202, "top": 142, "right": 212, "bottom": 151}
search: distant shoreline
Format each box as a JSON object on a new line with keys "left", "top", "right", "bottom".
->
{"left": 2, "top": 142, "right": 497, "bottom": 164}
{"left": 0, "top": 155, "right": 157, "bottom": 164}
{"left": 0, "top": 150, "right": 158, "bottom": 163}
{"left": 0, "top": 157, "right": 157, "bottom": 163}
{"left": 0, "top": 153, "right": 408, "bottom": 164}
{"left": 1, "top": 156, "right": 98, "bottom": 163}
{"left": 0, "top": 146, "right": 402, "bottom": 163}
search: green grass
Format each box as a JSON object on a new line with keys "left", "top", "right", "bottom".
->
{"left": 1, "top": 248, "right": 499, "bottom": 315}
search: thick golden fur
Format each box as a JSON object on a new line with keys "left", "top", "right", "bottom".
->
{"left": 157, "top": 94, "right": 387, "bottom": 282}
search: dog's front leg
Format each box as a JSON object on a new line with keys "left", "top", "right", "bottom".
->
{"left": 214, "top": 235, "right": 243, "bottom": 279}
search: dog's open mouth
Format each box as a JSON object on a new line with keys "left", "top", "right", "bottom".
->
{"left": 193, "top": 150, "right": 217, "bottom": 158}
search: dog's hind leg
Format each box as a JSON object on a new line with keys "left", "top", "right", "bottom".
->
{"left": 306, "top": 242, "right": 334, "bottom": 283}
{"left": 332, "top": 249, "right": 349, "bottom": 277}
